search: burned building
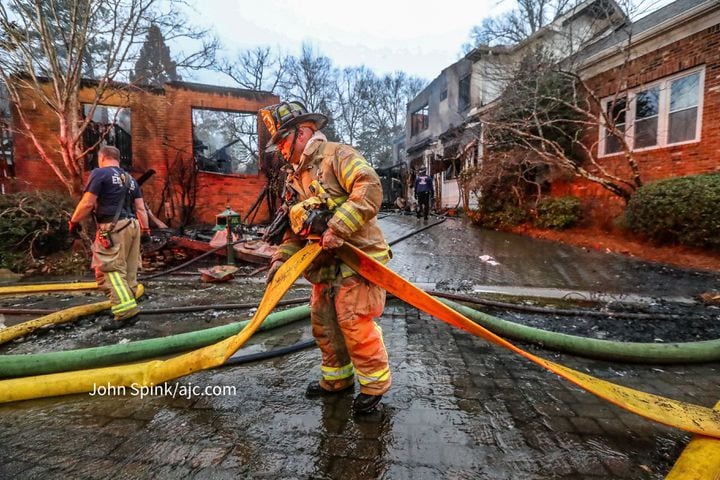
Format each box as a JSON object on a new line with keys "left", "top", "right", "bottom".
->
{"left": 4, "top": 79, "right": 279, "bottom": 226}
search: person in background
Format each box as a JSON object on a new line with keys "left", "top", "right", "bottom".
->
{"left": 414, "top": 166, "right": 433, "bottom": 221}
{"left": 69, "top": 145, "right": 149, "bottom": 328}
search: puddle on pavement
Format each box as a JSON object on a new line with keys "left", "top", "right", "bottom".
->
{"left": 1, "top": 215, "right": 717, "bottom": 479}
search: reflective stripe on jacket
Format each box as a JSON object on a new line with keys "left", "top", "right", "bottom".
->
{"left": 272, "top": 135, "right": 391, "bottom": 283}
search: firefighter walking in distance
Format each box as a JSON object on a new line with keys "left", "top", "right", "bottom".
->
{"left": 69, "top": 145, "right": 149, "bottom": 328}
{"left": 261, "top": 101, "right": 392, "bottom": 413}
{"left": 414, "top": 166, "right": 433, "bottom": 221}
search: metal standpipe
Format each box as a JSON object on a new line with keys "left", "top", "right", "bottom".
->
{"left": 226, "top": 221, "right": 234, "bottom": 266}
{"left": 215, "top": 205, "right": 242, "bottom": 266}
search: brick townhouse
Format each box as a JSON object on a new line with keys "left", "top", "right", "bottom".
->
{"left": 552, "top": 0, "right": 720, "bottom": 219}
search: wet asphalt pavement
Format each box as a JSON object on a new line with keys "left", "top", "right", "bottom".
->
{"left": 1, "top": 213, "right": 719, "bottom": 479}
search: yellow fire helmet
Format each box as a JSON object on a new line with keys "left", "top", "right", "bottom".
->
{"left": 259, "top": 101, "right": 328, "bottom": 153}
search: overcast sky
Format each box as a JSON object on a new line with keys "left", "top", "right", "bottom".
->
{"left": 187, "top": 0, "right": 674, "bottom": 86}
{"left": 188, "top": 0, "right": 513, "bottom": 84}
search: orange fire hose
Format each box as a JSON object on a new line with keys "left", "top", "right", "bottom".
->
{"left": 336, "top": 243, "right": 720, "bottom": 439}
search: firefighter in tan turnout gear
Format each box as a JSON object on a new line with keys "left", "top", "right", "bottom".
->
{"left": 261, "top": 101, "right": 392, "bottom": 413}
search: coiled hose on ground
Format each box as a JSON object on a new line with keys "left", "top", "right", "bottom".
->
{"left": 3, "top": 288, "right": 719, "bottom": 380}
{"left": 2, "top": 215, "right": 718, "bottom": 379}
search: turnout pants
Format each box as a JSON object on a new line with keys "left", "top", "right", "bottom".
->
{"left": 311, "top": 275, "right": 391, "bottom": 396}
{"left": 91, "top": 218, "right": 141, "bottom": 320}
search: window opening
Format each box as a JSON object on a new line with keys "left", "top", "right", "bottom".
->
{"left": 192, "top": 108, "right": 259, "bottom": 175}
{"left": 83, "top": 105, "right": 132, "bottom": 170}
{"left": 410, "top": 104, "right": 429, "bottom": 136}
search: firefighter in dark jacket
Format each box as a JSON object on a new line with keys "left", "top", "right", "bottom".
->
{"left": 261, "top": 100, "right": 391, "bottom": 413}
{"left": 69, "top": 146, "right": 149, "bottom": 327}
{"left": 414, "top": 166, "right": 433, "bottom": 220}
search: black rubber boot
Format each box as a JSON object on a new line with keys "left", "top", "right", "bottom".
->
{"left": 305, "top": 381, "right": 353, "bottom": 398}
{"left": 353, "top": 393, "right": 382, "bottom": 413}
{"left": 101, "top": 312, "right": 140, "bottom": 331}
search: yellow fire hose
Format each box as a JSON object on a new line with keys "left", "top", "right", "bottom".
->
{"left": 1, "top": 242, "right": 719, "bottom": 442}
{"left": 0, "top": 281, "right": 98, "bottom": 295}
{"left": 0, "top": 285, "right": 145, "bottom": 345}
{"left": 0, "top": 243, "right": 321, "bottom": 403}
{"left": 665, "top": 402, "right": 720, "bottom": 479}
{"left": 334, "top": 243, "right": 720, "bottom": 439}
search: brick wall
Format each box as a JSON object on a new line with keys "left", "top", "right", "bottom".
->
{"left": 552, "top": 21, "right": 720, "bottom": 224}
{"left": 8, "top": 80, "right": 278, "bottom": 225}
{"left": 162, "top": 83, "right": 277, "bottom": 225}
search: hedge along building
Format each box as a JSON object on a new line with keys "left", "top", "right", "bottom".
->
{"left": 404, "top": 0, "right": 627, "bottom": 212}
{"left": 551, "top": 0, "right": 720, "bottom": 221}
{"left": 4, "top": 79, "right": 279, "bottom": 226}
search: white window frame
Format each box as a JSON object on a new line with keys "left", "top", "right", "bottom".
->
{"left": 599, "top": 66, "right": 704, "bottom": 157}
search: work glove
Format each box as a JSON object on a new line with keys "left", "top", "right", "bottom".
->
{"left": 320, "top": 228, "right": 344, "bottom": 250}
{"left": 141, "top": 229, "right": 152, "bottom": 245}
{"left": 266, "top": 260, "right": 284, "bottom": 285}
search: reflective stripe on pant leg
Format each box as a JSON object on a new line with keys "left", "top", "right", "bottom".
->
{"left": 335, "top": 276, "right": 391, "bottom": 395}
{"left": 321, "top": 362, "right": 355, "bottom": 382}
{"left": 357, "top": 323, "right": 389, "bottom": 385}
{"left": 91, "top": 228, "right": 131, "bottom": 313}
{"left": 311, "top": 283, "right": 354, "bottom": 391}
{"left": 108, "top": 271, "right": 137, "bottom": 315}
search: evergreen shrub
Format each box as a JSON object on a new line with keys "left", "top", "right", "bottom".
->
{"left": 624, "top": 173, "right": 720, "bottom": 249}
{"left": 534, "top": 196, "right": 582, "bottom": 230}
{"left": 0, "top": 191, "right": 74, "bottom": 271}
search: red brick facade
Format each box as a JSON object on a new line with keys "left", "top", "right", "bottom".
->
{"left": 552, "top": 20, "right": 720, "bottom": 222}
{"left": 6, "top": 81, "right": 278, "bottom": 225}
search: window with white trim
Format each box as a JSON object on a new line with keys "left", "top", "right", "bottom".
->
{"left": 604, "top": 97, "right": 626, "bottom": 154}
{"left": 601, "top": 68, "right": 703, "bottom": 156}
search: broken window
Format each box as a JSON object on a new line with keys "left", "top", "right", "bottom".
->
{"left": 458, "top": 74, "right": 471, "bottom": 111}
{"left": 0, "top": 85, "right": 13, "bottom": 184}
{"left": 83, "top": 104, "right": 132, "bottom": 170}
{"left": 0, "top": 119, "right": 12, "bottom": 182}
{"left": 192, "top": 108, "right": 259, "bottom": 175}
{"left": 410, "top": 104, "right": 429, "bottom": 136}
{"left": 444, "top": 156, "right": 463, "bottom": 180}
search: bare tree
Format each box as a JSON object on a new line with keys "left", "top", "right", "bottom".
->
{"left": 280, "top": 42, "right": 337, "bottom": 113}
{"left": 218, "top": 46, "right": 289, "bottom": 93}
{"left": 463, "top": 0, "right": 573, "bottom": 50}
{"left": 367, "top": 72, "right": 425, "bottom": 136}
{"left": 452, "top": 0, "right": 673, "bottom": 206}
{"left": 334, "top": 66, "right": 374, "bottom": 145}
{"left": 358, "top": 71, "right": 425, "bottom": 167}
{"left": 219, "top": 42, "right": 426, "bottom": 170}
{"left": 0, "top": 0, "right": 218, "bottom": 198}
{"left": 480, "top": 18, "right": 648, "bottom": 203}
